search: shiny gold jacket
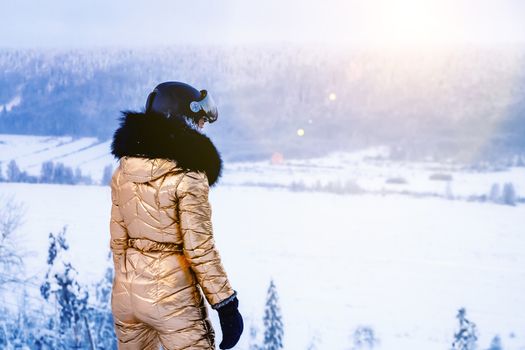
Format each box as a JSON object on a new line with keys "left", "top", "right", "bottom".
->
{"left": 109, "top": 112, "right": 235, "bottom": 349}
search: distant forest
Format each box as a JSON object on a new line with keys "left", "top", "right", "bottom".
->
{"left": 1, "top": 46, "right": 524, "bottom": 161}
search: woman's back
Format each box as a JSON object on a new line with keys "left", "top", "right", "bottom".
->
{"left": 112, "top": 157, "right": 184, "bottom": 244}
{"left": 109, "top": 82, "right": 243, "bottom": 349}
{"left": 110, "top": 156, "right": 236, "bottom": 349}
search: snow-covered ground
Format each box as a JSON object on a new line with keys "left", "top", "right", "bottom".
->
{"left": 0, "top": 134, "right": 115, "bottom": 181}
{"left": 1, "top": 181, "right": 524, "bottom": 350}
{"left": 223, "top": 148, "right": 525, "bottom": 200}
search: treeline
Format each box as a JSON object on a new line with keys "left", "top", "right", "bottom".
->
{"left": 0, "top": 160, "right": 113, "bottom": 186}
{"left": 286, "top": 179, "right": 523, "bottom": 206}
{"left": 1, "top": 47, "right": 525, "bottom": 160}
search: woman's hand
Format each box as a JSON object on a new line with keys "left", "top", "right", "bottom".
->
{"left": 216, "top": 297, "right": 244, "bottom": 349}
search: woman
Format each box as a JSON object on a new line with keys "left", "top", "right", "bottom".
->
{"left": 109, "top": 82, "right": 243, "bottom": 349}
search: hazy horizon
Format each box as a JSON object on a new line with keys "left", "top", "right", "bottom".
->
{"left": 1, "top": 0, "right": 525, "bottom": 48}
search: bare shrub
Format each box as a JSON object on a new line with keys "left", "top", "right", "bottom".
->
{"left": 429, "top": 173, "right": 453, "bottom": 181}
{"left": 0, "top": 196, "right": 26, "bottom": 286}
{"left": 385, "top": 177, "right": 408, "bottom": 185}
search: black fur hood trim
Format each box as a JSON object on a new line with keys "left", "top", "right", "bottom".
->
{"left": 111, "top": 111, "right": 222, "bottom": 186}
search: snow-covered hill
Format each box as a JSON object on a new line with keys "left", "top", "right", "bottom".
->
{"left": 0, "top": 134, "right": 114, "bottom": 182}
{"left": 1, "top": 46, "right": 525, "bottom": 158}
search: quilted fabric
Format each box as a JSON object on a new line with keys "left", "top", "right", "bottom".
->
{"left": 110, "top": 156, "right": 234, "bottom": 349}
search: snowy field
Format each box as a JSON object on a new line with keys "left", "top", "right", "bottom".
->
{"left": 1, "top": 134, "right": 524, "bottom": 204}
{"left": 1, "top": 181, "right": 524, "bottom": 350}
{"left": 223, "top": 148, "right": 525, "bottom": 202}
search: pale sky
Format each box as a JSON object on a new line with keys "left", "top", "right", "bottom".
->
{"left": 1, "top": 0, "right": 525, "bottom": 48}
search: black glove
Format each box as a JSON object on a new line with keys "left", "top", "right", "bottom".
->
{"left": 216, "top": 296, "right": 244, "bottom": 349}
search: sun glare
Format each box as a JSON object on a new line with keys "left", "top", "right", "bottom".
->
{"left": 364, "top": 0, "right": 460, "bottom": 46}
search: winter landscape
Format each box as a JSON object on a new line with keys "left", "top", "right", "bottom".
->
{"left": 1, "top": 1, "right": 525, "bottom": 348}
{"left": 1, "top": 134, "right": 524, "bottom": 349}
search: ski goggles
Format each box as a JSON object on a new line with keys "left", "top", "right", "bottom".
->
{"left": 190, "top": 90, "right": 218, "bottom": 123}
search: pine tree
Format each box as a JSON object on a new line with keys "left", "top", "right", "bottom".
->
{"left": 451, "top": 308, "right": 478, "bottom": 350}
{"left": 263, "top": 279, "right": 284, "bottom": 350}
{"left": 351, "top": 326, "right": 378, "bottom": 350}
{"left": 487, "top": 335, "right": 503, "bottom": 350}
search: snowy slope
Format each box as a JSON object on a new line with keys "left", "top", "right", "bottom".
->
{"left": 0, "top": 134, "right": 115, "bottom": 181}
{"left": 1, "top": 182, "right": 524, "bottom": 350}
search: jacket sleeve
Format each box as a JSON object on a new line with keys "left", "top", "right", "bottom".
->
{"left": 177, "top": 171, "right": 235, "bottom": 307}
{"left": 109, "top": 170, "right": 128, "bottom": 269}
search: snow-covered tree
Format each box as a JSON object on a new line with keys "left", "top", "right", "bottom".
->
{"left": 487, "top": 335, "right": 503, "bottom": 350}
{"left": 263, "top": 279, "right": 284, "bottom": 350}
{"left": 306, "top": 334, "right": 320, "bottom": 350}
{"left": 451, "top": 308, "right": 478, "bottom": 350}
{"left": 40, "top": 227, "right": 89, "bottom": 349}
{"left": 502, "top": 183, "right": 516, "bottom": 206}
{"left": 0, "top": 197, "right": 41, "bottom": 349}
{"left": 8, "top": 290, "right": 33, "bottom": 349}
{"left": 73, "top": 166, "right": 93, "bottom": 185}
{"left": 5, "top": 160, "right": 37, "bottom": 183}
{"left": 248, "top": 323, "right": 261, "bottom": 350}
{"left": 40, "top": 161, "right": 55, "bottom": 183}
{"left": 39, "top": 161, "right": 87, "bottom": 185}
{"left": 6, "top": 160, "right": 21, "bottom": 182}
{"left": 89, "top": 254, "right": 117, "bottom": 349}
{"left": 489, "top": 183, "right": 500, "bottom": 203}
{"left": 0, "top": 196, "right": 26, "bottom": 286}
{"left": 74, "top": 168, "right": 83, "bottom": 184}
{"left": 101, "top": 164, "right": 113, "bottom": 186}
{"left": 351, "top": 326, "right": 378, "bottom": 350}
{"left": 34, "top": 318, "right": 61, "bottom": 349}
{"left": 53, "top": 163, "right": 75, "bottom": 185}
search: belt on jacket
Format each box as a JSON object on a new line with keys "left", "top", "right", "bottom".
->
{"left": 127, "top": 238, "right": 183, "bottom": 254}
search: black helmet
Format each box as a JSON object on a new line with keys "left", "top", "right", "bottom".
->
{"left": 145, "top": 81, "right": 218, "bottom": 123}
